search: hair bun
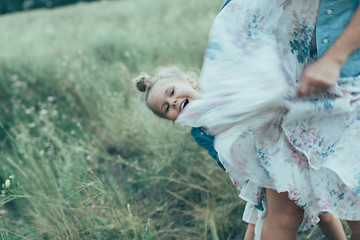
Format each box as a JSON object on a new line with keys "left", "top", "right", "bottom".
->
{"left": 134, "top": 73, "right": 150, "bottom": 92}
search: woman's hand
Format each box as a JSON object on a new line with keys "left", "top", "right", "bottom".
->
{"left": 297, "top": 57, "right": 341, "bottom": 97}
{"left": 297, "top": 4, "right": 360, "bottom": 97}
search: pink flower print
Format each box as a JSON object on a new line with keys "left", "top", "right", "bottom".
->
{"left": 288, "top": 144, "right": 309, "bottom": 169}
{"left": 287, "top": 186, "right": 307, "bottom": 208}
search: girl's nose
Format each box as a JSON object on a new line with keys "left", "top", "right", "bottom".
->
{"left": 171, "top": 99, "right": 177, "bottom": 108}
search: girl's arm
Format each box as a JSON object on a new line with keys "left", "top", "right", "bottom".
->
{"left": 297, "top": 5, "right": 360, "bottom": 97}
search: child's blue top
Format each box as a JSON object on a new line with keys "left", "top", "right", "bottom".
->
{"left": 191, "top": 127, "right": 264, "bottom": 211}
{"left": 218, "top": 0, "right": 232, "bottom": 13}
{"left": 191, "top": 127, "right": 226, "bottom": 171}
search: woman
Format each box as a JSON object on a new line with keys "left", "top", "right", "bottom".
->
{"left": 135, "top": 0, "right": 360, "bottom": 238}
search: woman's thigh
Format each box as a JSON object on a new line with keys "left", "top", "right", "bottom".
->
{"left": 265, "top": 188, "right": 304, "bottom": 228}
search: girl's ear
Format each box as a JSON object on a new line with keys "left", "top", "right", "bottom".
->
{"left": 186, "top": 77, "right": 198, "bottom": 89}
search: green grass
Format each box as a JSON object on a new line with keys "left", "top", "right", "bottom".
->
{"left": 0, "top": 0, "right": 350, "bottom": 239}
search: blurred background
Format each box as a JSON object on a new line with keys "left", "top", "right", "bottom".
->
{"left": 1, "top": 0, "right": 97, "bottom": 14}
{"left": 0, "top": 0, "right": 345, "bottom": 239}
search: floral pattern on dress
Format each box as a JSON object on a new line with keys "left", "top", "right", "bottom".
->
{"left": 289, "top": 24, "right": 314, "bottom": 63}
{"left": 177, "top": 0, "right": 360, "bottom": 234}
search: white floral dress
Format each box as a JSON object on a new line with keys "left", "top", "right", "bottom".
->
{"left": 177, "top": 0, "right": 360, "bottom": 233}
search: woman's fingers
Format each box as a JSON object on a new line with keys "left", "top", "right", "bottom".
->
{"left": 297, "top": 77, "right": 335, "bottom": 97}
{"left": 297, "top": 81, "right": 324, "bottom": 97}
{"left": 297, "top": 58, "right": 341, "bottom": 97}
{"left": 297, "top": 77, "right": 318, "bottom": 97}
{"left": 297, "top": 81, "right": 309, "bottom": 97}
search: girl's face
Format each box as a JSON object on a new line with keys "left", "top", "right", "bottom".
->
{"left": 147, "top": 78, "right": 200, "bottom": 120}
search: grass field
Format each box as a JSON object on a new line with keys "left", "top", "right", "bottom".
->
{"left": 0, "top": 0, "right": 349, "bottom": 239}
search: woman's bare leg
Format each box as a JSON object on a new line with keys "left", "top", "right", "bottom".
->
{"left": 261, "top": 189, "right": 304, "bottom": 240}
{"left": 318, "top": 213, "right": 346, "bottom": 240}
{"left": 347, "top": 220, "right": 360, "bottom": 240}
{"left": 244, "top": 223, "right": 255, "bottom": 240}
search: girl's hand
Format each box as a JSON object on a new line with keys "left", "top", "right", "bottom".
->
{"left": 297, "top": 57, "right": 341, "bottom": 97}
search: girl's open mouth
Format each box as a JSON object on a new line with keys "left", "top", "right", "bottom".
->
{"left": 180, "top": 99, "right": 189, "bottom": 111}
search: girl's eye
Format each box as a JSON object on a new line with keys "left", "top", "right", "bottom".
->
{"left": 170, "top": 89, "right": 174, "bottom": 96}
{"left": 166, "top": 104, "right": 170, "bottom": 113}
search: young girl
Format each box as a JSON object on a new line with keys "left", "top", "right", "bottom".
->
{"left": 135, "top": 0, "right": 360, "bottom": 239}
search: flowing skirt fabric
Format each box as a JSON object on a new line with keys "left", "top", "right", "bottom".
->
{"left": 177, "top": 0, "right": 360, "bottom": 231}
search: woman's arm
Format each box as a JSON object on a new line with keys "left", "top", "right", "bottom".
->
{"left": 297, "top": 4, "right": 360, "bottom": 97}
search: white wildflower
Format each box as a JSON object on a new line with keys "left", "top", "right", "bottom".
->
{"left": 39, "top": 109, "right": 48, "bottom": 116}
{"left": 4, "top": 179, "right": 10, "bottom": 189}
{"left": 10, "top": 74, "right": 18, "bottom": 81}
{"left": 26, "top": 106, "right": 35, "bottom": 114}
